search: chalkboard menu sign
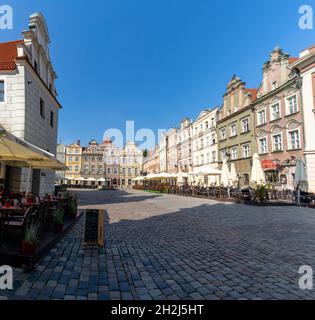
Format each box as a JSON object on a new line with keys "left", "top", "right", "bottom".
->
{"left": 84, "top": 209, "right": 105, "bottom": 246}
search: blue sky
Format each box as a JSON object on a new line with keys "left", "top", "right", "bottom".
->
{"left": 2, "top": 0, "right": 315, "bottom": 147}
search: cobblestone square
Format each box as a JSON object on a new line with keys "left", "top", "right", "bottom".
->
{"left": 2, "top": 189, "right": 315, "bottom": 300}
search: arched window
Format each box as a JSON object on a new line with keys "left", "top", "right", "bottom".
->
{"left": 286, "top": 120, "right": 301, "bottom": 150}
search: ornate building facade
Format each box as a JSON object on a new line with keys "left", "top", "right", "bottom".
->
{"left": 102, "top": 138, "right": 120, "bottom": 186}
{"left": 120, "top": 141, "right": 143, "bottom": 187}
{"left": 217, "top": 76, "right": 257, "bottom": 187}
{"left": 177, "top": 118, "right": 193, "bottom": 173}
{"left": 159, "top": 132, "right": 168, "bottom": 173}
{"left": 81, "top": 140, "right": 105, "bottom": 185}
{"left": 253, "top": 47, "right": 303, "bottom": 190}
{"left": 192, "top": 108, "right": 219, "bottom": 171}
{"left": 65, "top": 141, "right": 83, "bottom": 182}
{"left": 166, "top": 128, "right": 178, "bottom": 174}
{"left": 292, "top": 45, "right": 315, "bottom": 193}
{"left": 143, "top": 145, "right": 160, "bottom": 175}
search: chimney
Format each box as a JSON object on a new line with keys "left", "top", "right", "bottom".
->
{"left": 76, "top": 140, "right": 81, "bottom": 146}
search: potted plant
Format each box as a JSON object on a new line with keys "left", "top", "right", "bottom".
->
{"left": 254, "top": 185, "right": 269, "bottom": 204}
{"left": 26, "top": 193, "right": 34, "bottom": 204}
{"left": 22, "top": 224, "right": 39, "bottom": 255}
{"left": 53, "top": 210, "right": 64, "bottom": 232}
{"left": 4, "top": 199, "right": 11, "bottom": 208}
{"left": 69, "top": 201, "right": 77, "bottom": 219}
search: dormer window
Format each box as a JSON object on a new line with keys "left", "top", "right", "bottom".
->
{"left": 272, "top": 81, "right": 278, "bottom": 90}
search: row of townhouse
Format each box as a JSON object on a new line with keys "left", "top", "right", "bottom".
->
{"left": 57, "top": 139, "right": 143, "bottom": 187}
{"left": 143, "top": 45, "right": 315, "bottom": 192}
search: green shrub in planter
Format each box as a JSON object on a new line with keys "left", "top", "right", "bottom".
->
{"left": 255, "top": 185, "right": 269, "bottom": 204}
{"left": 53, "top": 210, "right": 65, "bottom": 232}
{"left": 53, "top": 210, "right": 64, "bottom": 224}
{"left": 22, "top": 224, "right": 39, "bottom": 254}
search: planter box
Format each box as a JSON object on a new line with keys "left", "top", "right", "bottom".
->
{"left": 54, "top": 223, "right": 64, "bottom": 233}
{"left": 22, "top": 241, "right": 38, "bottom": 255}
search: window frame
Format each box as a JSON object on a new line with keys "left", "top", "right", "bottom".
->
{"left": 241, "top": 117, "right": 250, "bottom": 133}
{"left": 257, "top": 108, "right": 267, "bottom": 126}
{"left": 40, "top": 98, "right": 46, "bottom": 119}
{"left": 230, "top": 146, "right": 238, "bottom": 160}
{"left": 287, "top": 128, "right": 301, "bottom": 150}
{"left": 285, "top": 94, "right": 298, "bottom": 116}
{"left": 50, "top": 110, "right": 55, "bottom": 128}
{"left": 0, "top": 80, "right": 5, "bottom": 103}
{"left": 211, "top": 151, "right": 216, "bottom": 163}
{"left": 221, "top": 149, "right": 227, "bottom": 161}
{"left": 230, "top": 123, "right": 237, "bottom": 137}
{"left": 272, "top": 133, "right": 283, "bottom": 152}
{"left": 242, "top": 143, "right": 250, "bottom": 158}
{"left": 270, "top": 102, "right": 281, "bottom": 121}
{"left": 258, "top": 137, "right": 268, "bottom": 154}
{"left": 220, "top": 127, "right": 227, "bottom": 140}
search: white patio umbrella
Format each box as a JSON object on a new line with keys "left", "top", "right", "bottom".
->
{"left": 188, "top": 174, "right": 196, "bottom": 186}
{"left": 87, "top": 177, "right": 96, "bottom": 182}
{"left": 146, "top": 172, "right": 176, "bottom": 180}
{"left": 295, "top": 158, "right": 307, "bottom": 205}
{"left": 75, "top": 177, "right": 86, "bottom": 182}
{"left": 97, "top": 178, "right": 106, "bottom": 182}
{"left": 176, "top": 172, "right": 189, "bottom": 185}
{"left": 220, "top": 159, "right": 230, "bottom": 187}
{"left": 133, "top": 176, "right": 146, "bottom": 181}
{"left": 188, "top": 165, "right": 221, "bottom": 176}
{"left": 229, "top": 163, "right": 237, "bottom": 187}
{"left": 250, "top": 153, "right": 266, "bottom": 185}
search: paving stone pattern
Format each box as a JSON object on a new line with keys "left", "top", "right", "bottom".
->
{"left": 2, "top": 189, "right": 315, "bottom": 300}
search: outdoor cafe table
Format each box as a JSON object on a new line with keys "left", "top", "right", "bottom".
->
{"left": 0, "top": 207, "right": 24, "bottom": 213}
{"left": 20, "top": 202, "right": 41, "bottom": 208}
{"left": 0, "top": 207, "right": 26, "bottom": 232}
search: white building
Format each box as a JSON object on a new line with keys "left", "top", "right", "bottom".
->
{"left": 56, "top": 143, "right": 66, "bottom": 182}
{"left": 166, "top": 128, "right": 178, "bottom": 174}
{"left": 177, "top": 118, "right": 192, "bottom": 172}
{"left": 159, "top": 132, "right": 168, "bottom": 173}
{"left": 120, "top": 141, "right": 143, "bottom": 187}
{"left": 192, "top": 108, "right": 219, "bottom": 183}
{"left": 292, "top": 46, "right": 315, "bottom": 192}
{"left": 0, "top": 13, "right": 61, "bottom": 195}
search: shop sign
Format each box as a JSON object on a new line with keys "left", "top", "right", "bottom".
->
{"left": 261, "top": 160, "right": 279, "bottom": 170}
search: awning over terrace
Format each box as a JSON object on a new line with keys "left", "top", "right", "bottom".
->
{"left": 0, "top": 126, "right": 66, "bottom": 171}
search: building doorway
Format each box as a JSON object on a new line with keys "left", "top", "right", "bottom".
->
{"left": 4, "top": 165, "right": 12, "bottom": 192}
{"left": 32, "top": 169, "right": 41, "bottom": 196}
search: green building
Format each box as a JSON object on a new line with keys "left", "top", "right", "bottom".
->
{"left": 217, "top": 76, "right": 257, "bottom": 187}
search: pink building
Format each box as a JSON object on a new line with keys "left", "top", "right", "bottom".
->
{"left": 254, "top": 47, "right": 304, "bottom": 190}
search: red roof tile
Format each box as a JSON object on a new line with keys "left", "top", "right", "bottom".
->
{"left": 0, "top": 40, "right": 24, "bottom": 71}
{"left": 289, "top": 57, "right": 298, "bottom": 64}
{"left": 246, "top": 88, "right": 258, "bottom": 101}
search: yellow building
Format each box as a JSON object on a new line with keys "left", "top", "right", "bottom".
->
{"left": 65, "top": 141, "right": 83, "bottom": 183}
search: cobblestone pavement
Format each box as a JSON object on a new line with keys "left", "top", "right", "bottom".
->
{"left": 2, "top": 189, "right": 315, "bottom": 300}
